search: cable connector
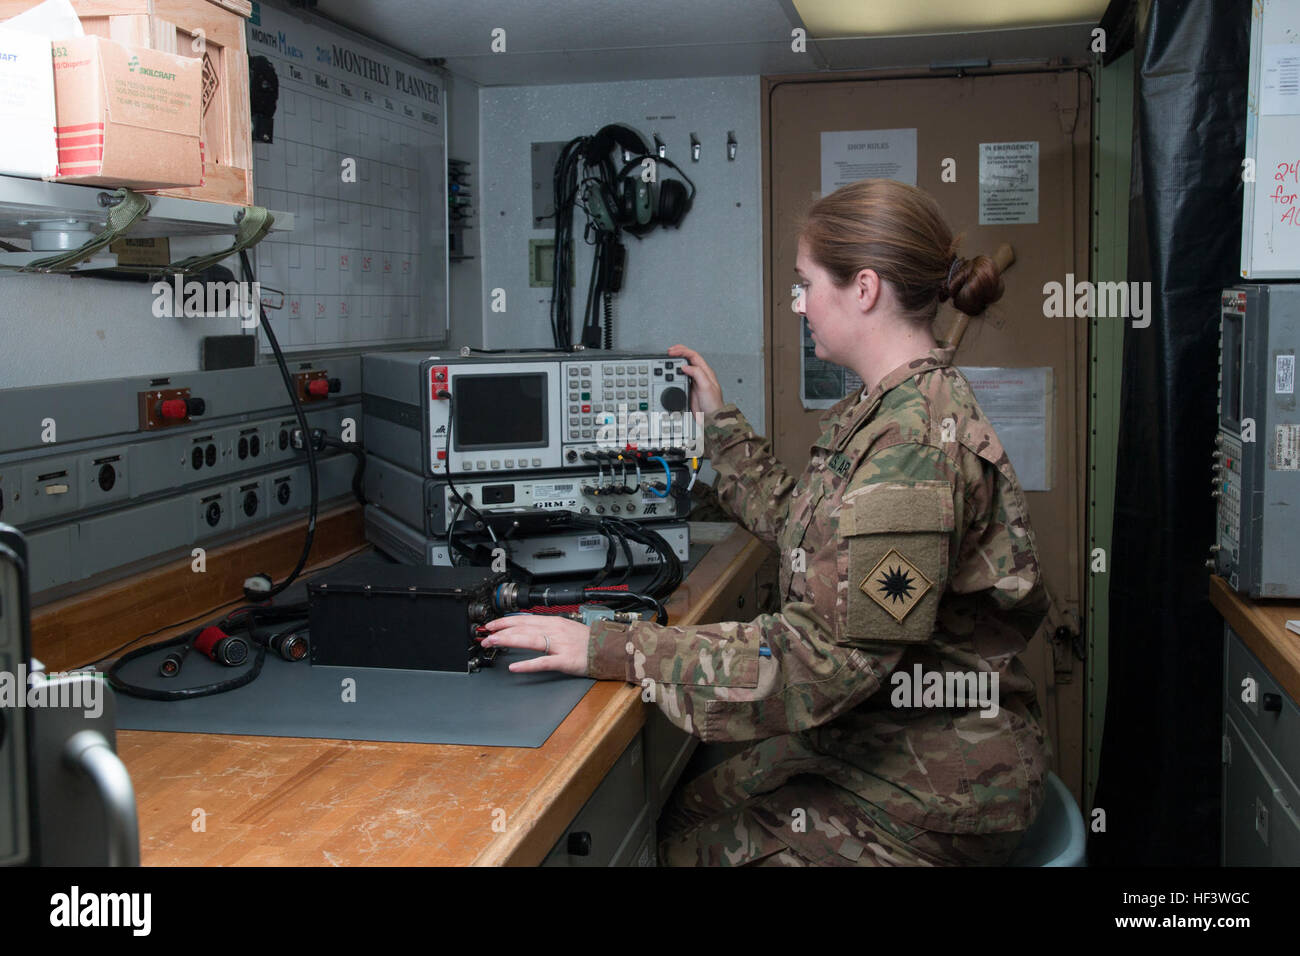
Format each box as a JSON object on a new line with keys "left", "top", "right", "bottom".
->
{"left": 290, "top": 427, "right": 329, "bottom": 452}
{"left": 578, "top": 604, "right": 644, "bottom": 627}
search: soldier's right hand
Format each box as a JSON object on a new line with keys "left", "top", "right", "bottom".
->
{"left": 668, "top": 344, "right": 724, "bottom": 417}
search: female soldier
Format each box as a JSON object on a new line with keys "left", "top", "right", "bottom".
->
{"left": 483, "top": 178, "right": 1054, "bottom": 866}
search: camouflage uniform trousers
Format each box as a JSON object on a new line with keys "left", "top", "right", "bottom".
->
{"left": 655, "top": 737, "right": 1028, "bottom": 867}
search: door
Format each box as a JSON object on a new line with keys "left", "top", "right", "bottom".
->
{"left": 764, "top": 68, "right": 1091, "bottom": 800}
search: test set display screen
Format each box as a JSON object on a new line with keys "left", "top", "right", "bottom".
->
{"left": 452, "top": 373, "right": 547, "bottom": 449}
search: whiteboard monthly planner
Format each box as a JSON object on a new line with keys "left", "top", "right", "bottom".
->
{"left": 247, "top": 2, "right": 447, "bottom": 351}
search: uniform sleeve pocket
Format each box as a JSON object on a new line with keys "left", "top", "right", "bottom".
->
{"left": 836, "top": 481, "right": 955, "bottom": 646}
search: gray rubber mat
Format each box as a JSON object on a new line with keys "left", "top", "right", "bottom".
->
{"left": 113, "top": 648, "right": 592, "bottom": 748}
{"left": 110, "top": 542, "right": 706, "bottom": 747}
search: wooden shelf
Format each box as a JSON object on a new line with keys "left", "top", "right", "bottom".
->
{"left": 0, "top": 175, "right": 292, "bottom": 271}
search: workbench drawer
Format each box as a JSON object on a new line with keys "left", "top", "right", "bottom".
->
{"left": 1223, "top": 713, "right": 1300, "bottom": 865}
{"left": 1223, "top": 627, "right": 1300, "bottom": 781}
{"left": 610, "top": 802, "right": 655, "bottom": 867}
{"left": 542, "top": 734, "right": 647, "bottom": 867}
{"left": 644, "top": 706, "right": 697, "bottom": 815}
{"left": 620, "top": 824, "right": 658, "bottom": 867}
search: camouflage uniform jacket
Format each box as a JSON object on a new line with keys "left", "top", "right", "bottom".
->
{"left": 587, "top": 345, "right": 1053, "bottom": 837}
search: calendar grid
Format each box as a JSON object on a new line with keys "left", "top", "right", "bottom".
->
{"left": 249, "top": 5, "right": 447, "bottom": 352}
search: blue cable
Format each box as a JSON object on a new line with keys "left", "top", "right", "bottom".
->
{"left": 649, "top": 455, "right": 671, "bottom": 497}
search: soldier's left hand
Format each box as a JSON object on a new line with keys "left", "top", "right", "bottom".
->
{"left": 481, "top": 614, "right": 590, "bottom": 676}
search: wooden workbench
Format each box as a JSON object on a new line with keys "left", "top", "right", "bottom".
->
{"left": 1209, "top": 574, "right": 1300, "bottom": 705}
{"left": 31, "top": 509, "right": 770, "bottom": 866}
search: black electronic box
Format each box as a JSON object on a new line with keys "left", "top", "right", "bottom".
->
{"left": 307, "top": 564, "right": 503, "bottom": 673}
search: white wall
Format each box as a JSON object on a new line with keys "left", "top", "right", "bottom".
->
{"left": 1, "top": 71, "right": 767, "bottom": 441}
{"left": 0, "top": 246, "right": 245, "bottom": 390}
{"left": 478, "top": 76, "right": 766, "bottom": 432}
{"left": 0, "top": 71, "right": 481, "bottom": 390}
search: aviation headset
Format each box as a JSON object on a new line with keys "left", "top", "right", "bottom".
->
{"left": 582, "top": 124, "right": 696, "bottom": 236}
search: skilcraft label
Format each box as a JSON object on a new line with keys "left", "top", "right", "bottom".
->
{"left": 1273, "top": 423, "right": 1300, "bottom": 470}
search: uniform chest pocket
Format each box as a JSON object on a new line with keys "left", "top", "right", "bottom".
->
{"left": 836, "top": 481, "right": 955, "bottom": 646}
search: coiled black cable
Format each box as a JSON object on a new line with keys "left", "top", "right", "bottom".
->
{"left": 550, "top": 137, "right": 589, "bottom": 348}
{"left": 104, "top": 600, "right": 309, "bottom": 699}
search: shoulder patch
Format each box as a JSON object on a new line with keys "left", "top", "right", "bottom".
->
{"left": 862, "top": 548, "right": 933, "bottom": 622}
{"left": 827, "top": 451, "right": 853, "bottom": 478}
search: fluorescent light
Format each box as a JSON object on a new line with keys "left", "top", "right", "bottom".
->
{"left": 792, "top": 0, "right": 1108, "bottom": 37}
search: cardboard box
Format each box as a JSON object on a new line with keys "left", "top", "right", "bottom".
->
{"left": 51, "top": 34, "right": 202, "bottom": 189}
{"left": 0, "top": 0, "right": 254, "bottom": 204}
{"left": 0, "top": 26, "right": 57, "bottom": 178}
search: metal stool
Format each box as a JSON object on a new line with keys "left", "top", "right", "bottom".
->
{"left": 1008, "top": 771, "right": 1087, "bottom": 866}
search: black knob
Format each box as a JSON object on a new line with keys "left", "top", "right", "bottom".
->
{"left": 186, "top": 397, "right": 206, "bottom": 416}
{"left": 243, "top": 491, "right": 259, "bottom": 517}
{"left": 567, "top": 831, "right": 592, "bottom": 856}
{"left": 97, "top": 463, "right": 116, "bottom": 492}
{"left": 1262, "top": 692, "right": 1282, "bottom": 713}
{"left": 328, "top": 377, "right": 342, "bottom": 393}
{"left": 277, "top": 483, "right": 291, "bottom": 506}
{"left": 205, "top": 501, "right": 222, "bottom": 527}
{"left": 660, "top": 386, "right": 687, "bottom": 412}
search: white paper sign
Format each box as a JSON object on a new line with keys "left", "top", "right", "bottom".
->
{"left": 819, "top": 128, "right": 917, "bottom": 197}
{"left": 1262, "top": 43, "right": 1300, "bottom": 116}
{"left": 800, "top": 317, "right": 863, "bottom": 410}
{"left": 959, "top": 366, "right": 1052, "bottom": 491}
{"left": 979, "top": 142, "right": 1039, "bottom": 224}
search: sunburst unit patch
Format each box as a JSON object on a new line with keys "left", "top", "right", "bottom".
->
{"left": 862, "top": 548, "right": 932, "bottom": 622}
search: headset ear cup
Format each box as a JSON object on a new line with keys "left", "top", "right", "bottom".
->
{"left": 619, "top": 179, "right": 637, "bottom": 226}
{"left": 658, "top": 178, "right": 689, "bottom": 227}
